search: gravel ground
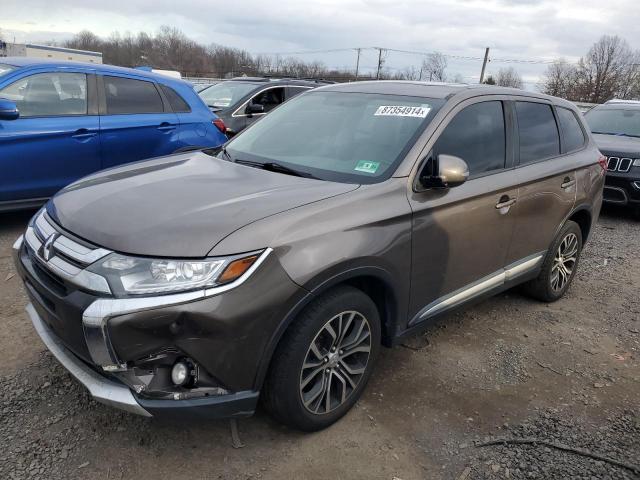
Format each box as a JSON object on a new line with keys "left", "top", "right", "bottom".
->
{"left": 0, "top": 205, "right": 638, "bottom": 480}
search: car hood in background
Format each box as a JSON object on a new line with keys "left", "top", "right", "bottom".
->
{"left": 48, "top": 152, "right": 358, "bottom": 257}
{"left": 593, "top": 133, "right": 640, "bottom": 156}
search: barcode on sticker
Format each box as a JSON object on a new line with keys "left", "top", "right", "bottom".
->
{"left": 374, "top": 105, "right": 431, "bottom": 118}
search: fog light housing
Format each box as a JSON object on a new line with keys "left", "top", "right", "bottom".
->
{"left": 171, "top": 361, "right": 191, "bottom": 386}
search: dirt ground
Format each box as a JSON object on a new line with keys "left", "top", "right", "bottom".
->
{"left": 0, "top": 206, "right": 638, "bottom": 480}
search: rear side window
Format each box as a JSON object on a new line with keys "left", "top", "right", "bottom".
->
{"left": 160, "top": 84, "right": 191, "bottom": 113}
{"left": 104, "top": 76, "right": 164, "bottom": 114}
{"left": 557, "top": 107, "right": 586, "bottom": 152}
{"left": 434, "top": 101, "right": 506, "bottom": 176}
{"left": 516, "top": 102, "right": 560, "bottom": 164}
{"left": 0, "top": 72, "right": 87, "bottom": 117}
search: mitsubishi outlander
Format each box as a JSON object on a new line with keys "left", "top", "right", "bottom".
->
{"left": 13, "top": 81, "right": 604, "bottom": 431}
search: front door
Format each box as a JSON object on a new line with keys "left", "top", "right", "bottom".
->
{"left": 407, "top": 99, "right": 518, "bottom": 324}
{"left": 0, "top": 71, "right": 100, "bottom": 203}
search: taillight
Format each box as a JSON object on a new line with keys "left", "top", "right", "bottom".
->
{"left": 213, "top": 118, "right": 227, "bottom": 134}
{"left": 598, "top": 154, "right": 607, "bottom": 174}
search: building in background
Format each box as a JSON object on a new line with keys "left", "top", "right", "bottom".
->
{"left": 0, "top": 42, "right": 102, "bottom": 64}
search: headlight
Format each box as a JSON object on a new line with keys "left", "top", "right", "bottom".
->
{"left": 88, "top": 251, "right": 264, "bottom": 295}
{"left": 633, "top": 159, "right": 640, "bottom": 167}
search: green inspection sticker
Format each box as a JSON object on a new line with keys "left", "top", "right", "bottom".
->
{"left": 354, "top": 161, "right": 380, "bottom": 174}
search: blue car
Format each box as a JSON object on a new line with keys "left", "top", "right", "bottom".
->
{"left": 0, "top": 58, "right": 228, "bottom": 212}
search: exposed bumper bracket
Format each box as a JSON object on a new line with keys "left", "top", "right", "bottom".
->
{"left": 26, "top": 302, "right": 152, "bottom": 417}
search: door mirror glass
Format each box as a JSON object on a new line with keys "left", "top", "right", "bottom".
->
{"left": 246, "top": 103, "right": 265, "bottom": 115}
{"left": 420, "top": 154, "right": 469, "bottom": 189}
{"left": 0, "top": 99, "right": 19, "bottom": 120}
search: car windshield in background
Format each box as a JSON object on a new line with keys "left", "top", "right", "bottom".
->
{"left": 224, "top": 91, "right": 444, "bottom": 184}
{"left": 0, "top": 64, "right": 16, "bottom": 77}
{"left": 585, "top": 108, "right": 640, "bottom": 138}
{"left": 198, "top": 81, "right": 258, "bottom": 109}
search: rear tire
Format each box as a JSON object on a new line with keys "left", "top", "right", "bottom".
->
{"left": 262, "top": 285, "right": 381, "bottom": 431}
{"left": 523, "top": 220, "right": 583, "bottom": 302}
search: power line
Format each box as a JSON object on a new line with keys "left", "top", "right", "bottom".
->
{"left": 254, "top": 46, "right": 574, "bottom": 66}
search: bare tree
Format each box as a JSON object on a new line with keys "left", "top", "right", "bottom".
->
{"left": 541, "top": 59, "right": 578, "bottom": 98}
{"left": 421, "top": 53, "right": 447, "bottom": 81}
{"left": 495, "top": 67, "right": 523, "bottom": 88}
{"left": 575, "top": 35, "right": 635, "bottom": 103}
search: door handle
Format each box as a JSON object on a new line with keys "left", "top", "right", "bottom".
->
{"left": 561, "top": 177, "right": 576, "bottom": 189}
{"left": 495, "top": 196, "right": 517, "bottom": 210}
{"left": 71, "top": 128, "right": 97, "bottom": 139}
{"left": 157, "top": 122, "right": 177, "bottom": 131}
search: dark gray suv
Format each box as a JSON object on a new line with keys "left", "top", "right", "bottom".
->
{"left": 584, "top": 100, "right": 640, "bottom": 213}
{"left": 13, "top": 81, "right": 604, "bottom": 431}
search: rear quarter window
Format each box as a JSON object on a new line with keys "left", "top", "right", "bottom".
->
{"left": 557, "top": 107, "right": 586, "bottom": 153}
{"left": 516, "top": 101, "right": 560, "bottom": 165}
{"left": 160, "top": 84, "right": 191, "bottom": 113}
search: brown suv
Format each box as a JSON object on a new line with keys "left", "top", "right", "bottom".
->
{"left": 13, "top": 81, "right": 605, "bottom": 431}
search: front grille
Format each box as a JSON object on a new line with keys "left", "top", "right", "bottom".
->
{"left": 606, "top": 156, "right": 633, "bottom": 173}
{"left": 23, "top": 210, "right": 112, "bottom": 294}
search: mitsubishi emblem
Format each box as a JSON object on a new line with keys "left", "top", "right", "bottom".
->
{"left": 41, "top": 233, "right": 59, "bottom": 261}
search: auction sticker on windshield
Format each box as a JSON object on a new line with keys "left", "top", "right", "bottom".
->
{"left": 354, "top": 161, "right": 380, "bottom": 174}
{"left": 374, "top": 105, "right": 431, "bottom": 118}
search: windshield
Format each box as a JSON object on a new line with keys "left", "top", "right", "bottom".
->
{"left": 0, "top": 64, "right": 16, "bottom": 77}
{"left": 198, "top": 81, "right": 258, "bottom": 109}
{"left": 224, "top": 91, "right": 444, "bottom": 184}
{"left": 585, "top": 108, "right": 640, "bottom": 138}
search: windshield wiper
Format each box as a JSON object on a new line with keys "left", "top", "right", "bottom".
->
{"left": 234, "top": 159, "right": 316, "bottom": 179}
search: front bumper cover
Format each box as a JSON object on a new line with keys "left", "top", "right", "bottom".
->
{"left": 28, "top": 300, "right": 259, "bottom": 418}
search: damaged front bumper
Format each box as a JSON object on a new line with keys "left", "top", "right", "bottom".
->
{"left": 26, "top": 302, "right": 259, "bottom": 419}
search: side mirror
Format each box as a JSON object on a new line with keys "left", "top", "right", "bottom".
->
{"left": 0, "top": 99, "right": 19, "bottom": 121}
{"left": 419, "top": 154, "right": 469, "bottom": 189}
{"left": 246, "top": 103, "right": 265, "bottom": 115}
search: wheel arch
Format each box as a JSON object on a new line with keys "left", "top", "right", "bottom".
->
{"left": 566, "top": 205, "right": 593, "bottom": 243}
{"left": 253, "top": 266, "right": 404, "bottom": 391}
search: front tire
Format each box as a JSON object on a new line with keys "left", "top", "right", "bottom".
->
{"left": 523, "top": 220, "right": 583, "bottom": 302}
{"left": 262, "top": 286, "right": 381, "bottom": 431}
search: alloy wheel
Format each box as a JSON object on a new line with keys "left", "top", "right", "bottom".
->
{"left": 299, "top": 310, "right": 372, "bottom": 415}
{"left": 551, "top": 232, "right": 578, "bottom": 292}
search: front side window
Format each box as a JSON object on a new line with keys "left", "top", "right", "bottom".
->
{"left": 434, "top": 101, "right": 506, "bottom": 176}
{"left": 516, "top": 101, "right": 560, "bottom": 164}
{"left": 0, "top": 72, "right": 87, "bottom": 117}
{"left": 557, "top": 107, "right": 586, "bottom": 152}
{"left": 250, "top": 87, "right": 285, "bottom": 113}
{"left": 104, "top": 76, "right": 164, "bottom": 114}
{"left": 224, "top": 91, "right": 444, "bottom": 184}
{"left": 585, "top": 108, "right": 640, "bottom": 138}
{"left": 199, "top": 81, "right": 259, "bottom": 109}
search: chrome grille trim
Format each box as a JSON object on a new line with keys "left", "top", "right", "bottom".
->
{"left": 24, "top": 211, "right": 112, "bottom": 294}
{"left": 606, "top": 156, "right": 633, "bottom": 173}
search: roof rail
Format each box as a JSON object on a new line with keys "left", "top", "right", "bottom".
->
{"left": 605, "top": 99, "right": 640, "bottom": 105}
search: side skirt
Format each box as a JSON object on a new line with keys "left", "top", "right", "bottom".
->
{"left": 405, "top": 252, "right": 545, "bottom": 329}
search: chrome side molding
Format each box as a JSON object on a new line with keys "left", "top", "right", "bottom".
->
{"left": 411, "top": 252, "right": 545, "bottom": 325}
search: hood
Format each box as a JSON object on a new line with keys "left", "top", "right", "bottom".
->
{"left": 49, "top": 152, "right": 358, "bottom": 257}
{"left": 593, "top": 133, "right": 640, "bottom": 157}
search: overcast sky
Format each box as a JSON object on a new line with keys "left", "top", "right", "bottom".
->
{"left": 2, "top": 0, "right": 640, "bottom": 88}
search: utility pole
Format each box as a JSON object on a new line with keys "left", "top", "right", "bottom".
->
{"left": 479, "top": 47, "right": 490, "bottom": 84}
{"left": 355, "top": 48, "right": 361, "bottom": 81}
{"left": 376, "top": 48, "right": 385, "bottom": 80}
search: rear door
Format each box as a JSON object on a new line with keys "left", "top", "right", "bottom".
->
{"left": 98, "top": 75, "right": 179, "bottom": 168}
{"left": 505, "top": 100, "right": 577, "bottom": 264}
{"left": 0, "top": 70, "right": 100, "bottom": 202}
{"left": 286, "top": 86, "right": 313, "bottom": 101}
{"left": 407, "top": 98, "right": 519, "bottom": 322}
